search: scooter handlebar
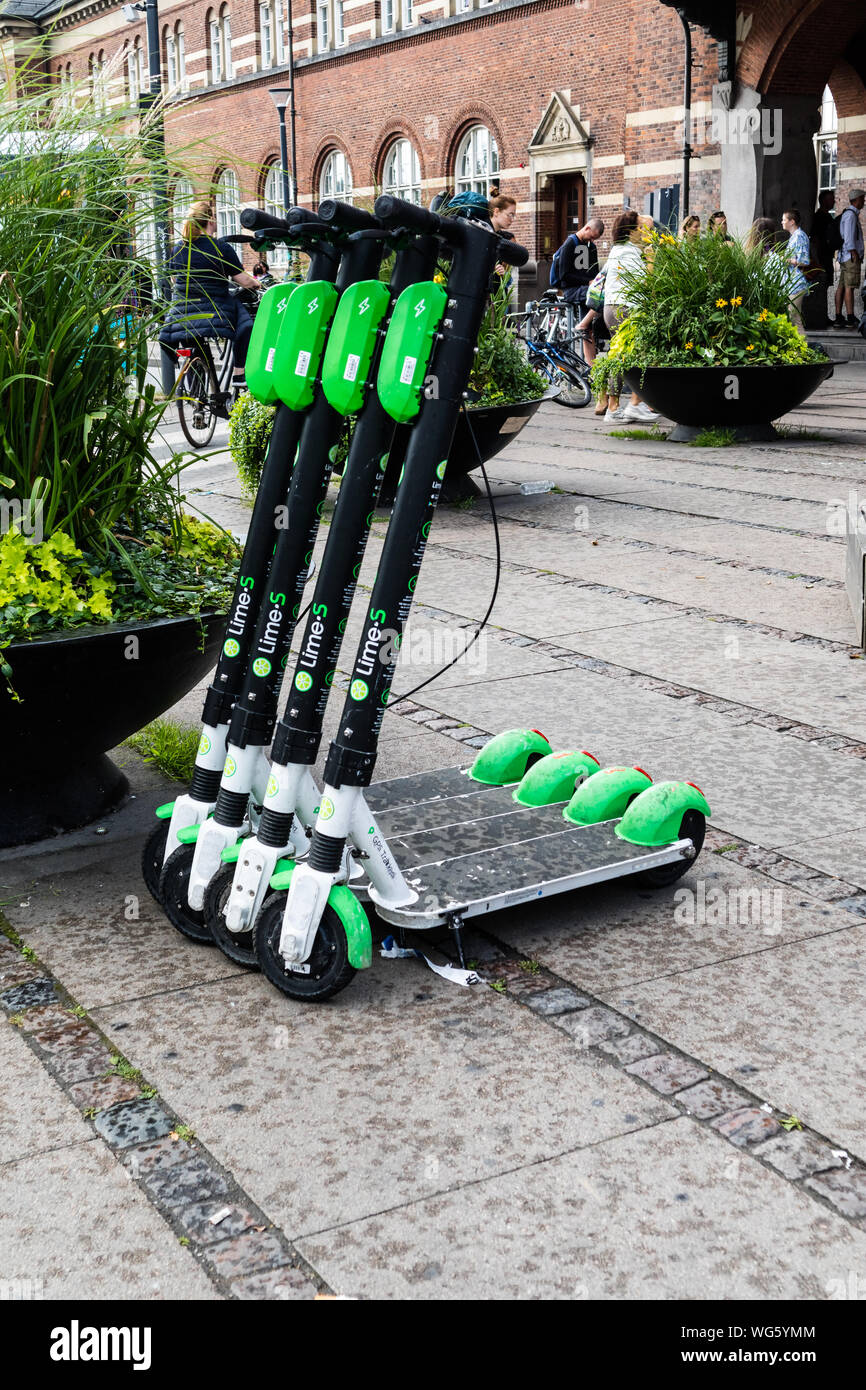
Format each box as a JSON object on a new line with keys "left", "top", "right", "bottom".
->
{"left": 497, "top": 239, "right": 530, "bottom": 268}
{"left": 317, "top": 199, "right": 381, "bottom": 232}
{"left": 239, "top": 207, "right": 311, "bottom": 239}
{"left": 374, "top": 195, "right": 442, "bottom": 235}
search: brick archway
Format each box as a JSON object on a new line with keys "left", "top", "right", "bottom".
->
{"left": 738, "top": 0, "right": 866, "bottom": 94}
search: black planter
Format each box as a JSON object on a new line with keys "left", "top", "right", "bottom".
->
{"left": 0, "top": 611, "right": 226, "bottom": 847}
{"left": 622, "top": 362, "right": 834, "bottom": 441}
{"left": 382, "top": 395, "right": 548, "bottom": 503}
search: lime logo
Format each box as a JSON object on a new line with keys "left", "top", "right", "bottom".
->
{"left": 266, "top": 775, "right": 279, "bottom": 798}
{"left": 350, "top": 679, "right": 369, "bottom": 701}
{"left": 223, "top": 638, "right": 240, "bottom": 658}
{"left": 276, "top": 298, "right": 289, "bottom": 314}
{"left": 325, "top": 670, "right": 335, "bottom": 686}
{"left": 224, "top": 756, "right": 237, "bottom": 778}
{"left": 294, "top": 671, "right": 313, "bottom": 692}
{"left": 353, "top": 563, "right": 360, "bottom": 578}
{"left": 436, "top": 460, "right": 447, "bottom": 480}
{"left": 381, "top": 687, "right": 391, "bottom": 705}
{"left": 379, "top": 454, "right": 389, "bottom": 472}
{"left": 281, "top": 654, "right": 289, "bottom": 668}
{"left": 339, "top": 618, "right": 346, "bottom": 632}
{"left": 252, "top": 658, "right": 271, "bottom": 678}
{"left": 358, "top": 296, "right": 370, "bottom": 315}
{"left": 307, "top": 296, "right": 319, "bottom": 314}
{"left": 328, "top": 446, "right": 339, "bottom": 463}
{"left": 320, "top": 797, "right": 335, "bottom": 821}
{"left": 408, "top": 576, "right": 417, "bottom": 592}
{"left": 422, "top": 521, "right": 431, "bottom": 537}
{"left": 414, "top": 298, "right": 426, "bottom": 318}
{"left": 198, "top": 734, "right": 211, "bottom": 756}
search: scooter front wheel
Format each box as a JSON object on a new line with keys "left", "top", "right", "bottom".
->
{"left": 141, "top": 821, "right": 169, "bottom": 903}
{"left": 205, "top": 865, "right": 259, "bottom": 969}
{"left": 158, "top": 845, "right": 214, "bottom": 944}
{"left": 638, "top": 811, "right": 706, "bottom": 888}
{"left": 255, "top": 892, "right": 356, "bottom": 1003}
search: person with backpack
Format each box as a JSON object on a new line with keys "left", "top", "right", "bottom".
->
{"left": 832, "top": 188, "right": 865, "bottom": 328}
{"left": 811, "top": 189, "right": 838, "bottom": 322}
{"left": 550, "top": 217, "right": 604, "bottom": 316}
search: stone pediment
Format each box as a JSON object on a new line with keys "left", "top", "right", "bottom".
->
{"left": 529, "top": 92, "right": 591, "bottom": 153}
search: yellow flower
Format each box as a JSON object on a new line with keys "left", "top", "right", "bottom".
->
{"left": 684, "top": 341, "right": 694, "bottom": 349}
{"left": 433, "top": 272, "right": 446, "bottom": 285}
{"left": 731, "top": 295, "right": 742, "bottom": 306}
{"left": 664, "top": 234, "right": 676, "bottom": 244}
{"left": 758, "top": 309, "right": 770, "bottom": 322}
{"left": 746, "top": 344, "right": 754, "bottom": 351}
{"left": 59, "top": 189, "right": 71, "bottom": 199}
{"left": 715, "top": 298, "right": 728, "bottom": 308}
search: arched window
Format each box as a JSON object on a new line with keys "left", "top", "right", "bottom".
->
{"left": 260, "top": 2, "right": 286, "bottom": 67}
{"left": 171, "top": 177, "right": 195, "bottom": 238}
{"left": 320, "top": 149, "right": 353, "bottom": 203}
{"left": 816, "top": 84, "right": 838, "bottom": 191}
{"left": 383, "top": 138, "right": 421, "bottom": 203}
{"left": 263, "top": 162, "right": 290, "bottom": 268}
{"left": 165, "top": 21, "right": 185, "bottom": 92}
{"left": 455, "top": 125, "right": 499, "bottom": 196}
{"left": 90, "top": 51, "right": 108, "bottom": 113}
{"left": 209, "top": 6, "right": 232, "bottom": 83}
{"left": 127, "top": 38, "right": 145, "bottom": 102}
{"left": 215, "top": 168, "right": 240, "bottom": 238}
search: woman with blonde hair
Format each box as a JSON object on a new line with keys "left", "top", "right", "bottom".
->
{"left": 163, "top": 199, "right": 261, "bottom": 394}
{"left": 601, "top": 209, "right": 659, "bottom": 424}
{"left": 679, "top": 213, "right": 700, "bottom": 241}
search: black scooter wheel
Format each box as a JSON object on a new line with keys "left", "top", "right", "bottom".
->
{"left": 158, "top": 845, "right": 214, "bottom": 944}
{"left": 254, "top": 892, "right": 356, "bottom": 1003}
{"left": 205, "top": 864, "right": 259, "bottom": 969}
{"left": 142, "top": 821, "right": 169, "bottom": 903}
{"left": 638, "top": 811, "right": 705, "bottom": 888}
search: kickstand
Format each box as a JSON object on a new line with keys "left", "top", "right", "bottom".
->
{"left": 446, "top": 912, "right": 468, "bottom": 970}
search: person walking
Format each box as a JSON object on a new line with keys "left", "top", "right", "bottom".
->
{"left": 602, "top": 208, "right": 658, "bottom": 424}
{"left": 811, "top": 189, "right": 838, "bottom": 324}
{"left": 780, "top": 208, "right": 812, "bottom": 333}
{"left": 832, "top": 188, "right": 865, "bottom": 328}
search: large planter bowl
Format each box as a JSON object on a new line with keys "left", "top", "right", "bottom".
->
{"left": 382, "top": 395, "right": 549, "bottom": 503}
{"left": 622, "top": 362, "right": 834, "bottom": 441}
{"left": 0, "top": 611, "right": 226, "bottom": 847}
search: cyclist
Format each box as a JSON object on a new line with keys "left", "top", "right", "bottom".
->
{"left": 162, "top": 199, "right": 260, "bottom": 395}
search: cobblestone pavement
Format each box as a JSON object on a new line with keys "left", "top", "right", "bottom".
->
{"left": 2, "top": 367, "right": 866, "bottom": 1299}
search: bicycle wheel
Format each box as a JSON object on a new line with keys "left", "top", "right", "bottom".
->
{"left": 177, "top": 348, "right": 218, "bottom": 449}
{"left": 549, "top": 351, "right": 592, "bottom": 409}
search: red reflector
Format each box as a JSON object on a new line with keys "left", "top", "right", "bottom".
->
{"left": 686, "top": 780, "right": 704, "bottom": 795}
{"left": 176, "top": 348, "right": 192, "bottom": 357}
{"left": 581, "top": 750, "right": 600, "bottom": 764}
{"left": 530, "top": 729, "right": 549, "bottom": 742}
{"left": 633, "top": 766, "right": 652, "bottom": 781}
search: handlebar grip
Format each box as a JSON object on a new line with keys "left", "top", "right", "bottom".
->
{"left": 317, "top": 199, "right": 381, "bottom": 232}
{"left": 374, "top": 195, "right": 443, "bottom": 235}
{"left": 239, "top": 207, "right": 293, "bottom": 238}
{"left": 498, "top": 239, "right": 530, "bottom": 268}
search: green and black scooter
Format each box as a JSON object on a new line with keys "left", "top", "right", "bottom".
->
{"left": 142, "top": 201, "right": 369, "bottom": 925}
{"left": 241, "top": 195, "right": 712, "bottom": 1002}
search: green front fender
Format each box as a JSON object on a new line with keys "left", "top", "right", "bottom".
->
{"left": 563, "top": 766, "right": 653, "bottom": 825}
{"left": 616, "top": 780, "right": 711, "bottom": 847}
{"left": 267, "top": 861, "right": 372, "bottom": 971}
{"left": 469, "top": 728, "right": 551, "bottom": 786}
{"left": 513, "top": 750, "right": 600, "bottom": 807}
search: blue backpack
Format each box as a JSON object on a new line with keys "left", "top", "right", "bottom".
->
{"left": 549, "top": 233, "right": 578, "bottom": 289}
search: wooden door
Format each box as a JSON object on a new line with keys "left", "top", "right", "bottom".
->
{"left": 555, "top": 173, "right": 586, "bottom": 244}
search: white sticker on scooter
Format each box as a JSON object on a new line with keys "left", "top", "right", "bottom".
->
{"left": 343, "top": 353, "right": 360, "bottom": 382}
{"left": 399, "top": 355, "right": 417, "bottom": 385}
{"left": 265, "top": 348, "right": 276, "bottom": 374}
{"left": 295, "top": 349, "right": 311, "bottom": 376}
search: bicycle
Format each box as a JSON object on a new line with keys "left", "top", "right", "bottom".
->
{"left": 508, "top": 302, "right": 592, "bottom": 407}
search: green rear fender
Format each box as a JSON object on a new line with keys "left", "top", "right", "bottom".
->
{"left": 513, "top": 750, "right": 600, "bottom": 806}
{"left": 563, "top": 765, "right": 653, "bottom": 825}
{"left": 616, "top": 780, "right": 711, "bottom": 847}
{"left": 267, "top": 863, "right": 371, "bottom": 971}
{"left": 469, "top": 728, "right": 552, "bottom": 786}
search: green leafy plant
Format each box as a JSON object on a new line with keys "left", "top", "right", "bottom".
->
{"left": 608, "top": 427, "right": 668, "bottom": 441}
{"left": 591, "top": 230, "right": 826, "bottom": 399}
{"left": 126, "top": 718, "right": 201, "bottom": 782}
{"left": 469, "top": 277, "right": 548, "bottom": 407}
{"left": 227, "top": 393, "right": 277, "bottom": 498}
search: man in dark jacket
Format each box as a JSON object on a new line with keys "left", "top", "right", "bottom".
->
{"left": 559, "top": 218, "right": 604, "bottom": 313}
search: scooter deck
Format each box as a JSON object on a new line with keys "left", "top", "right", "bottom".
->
{"left": 362, "top": 766, "right": 693, "bottom": 927}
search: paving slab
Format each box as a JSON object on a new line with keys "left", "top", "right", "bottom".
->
{"left": 776, "top": 828, "right": 866, "bottom": 893}
{"left": 0, "top": 1020, "right": 92, "bottom": 1164}
{"left": 0, "top": 1140, "right": 217, "bottom": 1299}
{"left": 399, "top": 663, "right": 866, "bottom": 848}
{"left": 295, "top": 1116, "right": 866, "bottom": 1300}
{"left": 593, "top": 923, "right": 866, "bottom": 1161}
{"left": 90, "top": 967, "right": 676, "bottom": 1238}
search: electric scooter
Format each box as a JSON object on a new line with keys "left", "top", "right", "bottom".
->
{"left": 202, "top": 218, "right": 444, "bottom": 963}
{"left": 154, "top": 200, "right": 399, "bottom": 941}
{"left": 245, "top": 196, "right": 711, "bottom": 1002}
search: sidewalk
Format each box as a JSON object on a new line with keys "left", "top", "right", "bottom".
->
{"left": 2, "top": 367, "right": 866, "bottom": 1299}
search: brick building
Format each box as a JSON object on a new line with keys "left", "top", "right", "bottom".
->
{"left": 2, "top": 0, "right": 865, "bottom": 287}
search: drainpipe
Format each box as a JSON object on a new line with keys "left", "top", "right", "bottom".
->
{"left": 677, "top": 7, "right": 692, "bottom": 219}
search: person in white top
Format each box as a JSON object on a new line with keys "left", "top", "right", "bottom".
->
{"left": 601, "top": 209, "right": 659, "bottom": 425}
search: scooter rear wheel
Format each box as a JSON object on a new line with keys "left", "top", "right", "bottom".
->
{"left": 141, "top": 821, "right": 169, "bottom": 903}
{"left": 205, "top": 865, "right": 259, "bottom": 969}
{"left": 638, "top": 811, "right": 705, "bottom": 888}
{"left": 255, "top": 892, "right": 356, "bottom": 1002}
{"left": 158, "top": 845, "right": 214, "bottom": 944}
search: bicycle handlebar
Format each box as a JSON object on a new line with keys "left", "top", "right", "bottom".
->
{"left": 373, "top": 194, "right": 529, "bottom": 268}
